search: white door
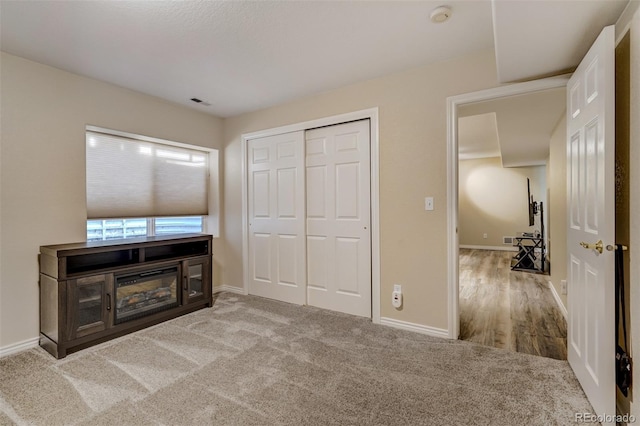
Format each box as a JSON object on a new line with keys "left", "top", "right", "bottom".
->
{"left": 566, "top": 25, "right": 615, "bottom": 422}
{"left": 305, "top": 120, "right": 371, "bottom": 317}
{"left": 247, "top": 131, "right": 306, "bottom": 305}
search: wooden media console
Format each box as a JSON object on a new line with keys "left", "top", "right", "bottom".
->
{"left": 39, "top": 234, "right": 213, "bottom": 359}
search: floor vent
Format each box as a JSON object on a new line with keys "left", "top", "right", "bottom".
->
{"left": 503, "top": 236, "right": 514, "bottom": 245}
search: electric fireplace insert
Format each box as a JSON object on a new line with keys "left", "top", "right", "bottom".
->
{"left": 115, "top": 266, "right": 178, "bottom": 324}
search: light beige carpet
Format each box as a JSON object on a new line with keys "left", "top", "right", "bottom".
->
{"left": 1, "top": 292, "right": 594, "bottom": 425}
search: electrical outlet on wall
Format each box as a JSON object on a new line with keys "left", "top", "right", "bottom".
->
{"left": 392, "top": 284, "right": 402, "bottom": 309}
{"left": 483, "top": 233, "right": 488, "bottom": 239}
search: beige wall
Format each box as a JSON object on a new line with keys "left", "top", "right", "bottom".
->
{"left": 222, "top": 50, "right": 498, "bottom": 328}
{"left": 548, "top": 115, "right": 567, "bottom": 308}
{"left": 458, "top": 157, "right": 546, "bottom": 248}
{"left": 630, "top": 5, "right": 640, "bottom": 420}
{"left": 0, "top": 53, "right": 224, "bottom": 349}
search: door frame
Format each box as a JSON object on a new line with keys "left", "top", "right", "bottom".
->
{"left": 241, "top": 108, "right": 381, "bottom": 323}
{"left": 445, "top": 77, "right": 570, "bottom": 339}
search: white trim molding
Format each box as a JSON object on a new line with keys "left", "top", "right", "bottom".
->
{"left": 446, "top": 76, "right": 570, "bottom": 340}
{"left": 213, "top": 285, "right": 248, "bottom": 295}
{"left": 0, "top": 337, "right": 39, "bottom": 358}
{"left": 459, "top": 245, "right": 517, "bottom": 252}
{"left": 380, "top": 317, "right": 449, "bottom": 339}
{"left": 548, "top": 281, "right": 568, "bottom": 321}
{"left": 615, "top": 0, "right": 640, "bottom": 45}
{"left": 241, "top": 108, "right": 381, "bottom": 324}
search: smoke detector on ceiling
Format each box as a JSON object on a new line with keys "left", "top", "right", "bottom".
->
{"left": 430, "top": 6, "right": 452, "bottom": 23}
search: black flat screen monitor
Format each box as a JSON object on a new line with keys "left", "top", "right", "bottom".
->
{"left": 527, "top": 178, "right": 535, "bottom": 226}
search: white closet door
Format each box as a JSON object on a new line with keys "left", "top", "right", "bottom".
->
{"left": 305, "top": 120, "right": 371, "bottom": 317}
{"left": 247, "top": 131, "right": 306, "bottom": 305}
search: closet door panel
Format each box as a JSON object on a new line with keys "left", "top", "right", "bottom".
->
{"left": 306, "top": 120, "right": 371, "bottom": 317}
{"left": 248, "top": 132, "right": 306, "bottom": 305}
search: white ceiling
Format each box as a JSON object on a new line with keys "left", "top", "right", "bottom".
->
{"left": 1, "top": 0, "right": 495, "bottom": 118}
{"left": 493, "top": 0, "right": 629, "bottom": 83}
{"left": 0, "top": 1, "right": 628, "bottom": 118}
{"left": 459, "top": 87, "right": 567, "bottom": 167}
{"left": 458, "top": 113, "right": 501, "bottom": 161}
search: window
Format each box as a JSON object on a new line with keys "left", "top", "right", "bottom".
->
{"left": 87, "top": 218, "right": 147, "bottom": 241}
{"left": 87, "top": 217, "right": 203, "bottom": 242}
{"left": 86, "top": 127, "right": 216, "bottom": 241}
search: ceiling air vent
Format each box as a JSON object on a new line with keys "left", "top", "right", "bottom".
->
{"left": 190, "top": 98, "right": 211, "bottom": 107}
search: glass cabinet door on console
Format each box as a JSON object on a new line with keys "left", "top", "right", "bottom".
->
{"left": 67, "top": 274, "right": 113, "bottom": 339}
{"left": 182, "top": 257, "right": 210, "bottom": 303}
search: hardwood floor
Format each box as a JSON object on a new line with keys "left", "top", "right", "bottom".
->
{"left": 459, "top": 248, "right": 567, "bottom": 360}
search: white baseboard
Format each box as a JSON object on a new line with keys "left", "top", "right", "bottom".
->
{"left": 0, "top": 337, "right": 39, "bottom": 358}
{"left": 380, "top": 317, "right": 450, "bottom": 339}
{"left": 547, "top": 280, "right": 568, "bottom": 320}
{"left": 213, "top": 285, "right": 247, "bottom": 295}
{"left": 459, "top": 245, "right": 517, "bottom": 252}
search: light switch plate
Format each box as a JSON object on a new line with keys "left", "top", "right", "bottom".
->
{"left": 425, "top": 197, "right": 434, "bottom": 211}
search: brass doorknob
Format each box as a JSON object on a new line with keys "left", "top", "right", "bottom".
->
{"left": 580, "top": 240, "right": 603, "bottom": 254}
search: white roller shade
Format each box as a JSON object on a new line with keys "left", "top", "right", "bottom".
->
{"left": 86, "top": 131, "right": 209, "bottom": 219}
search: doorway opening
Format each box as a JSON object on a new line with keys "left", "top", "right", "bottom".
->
{"left": 446, "top": 77, "right": 569, "bottom": 359}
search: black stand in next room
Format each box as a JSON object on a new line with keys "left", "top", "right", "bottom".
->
{"left": 511, "top": 178, "right": 547, "bottom": 274}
